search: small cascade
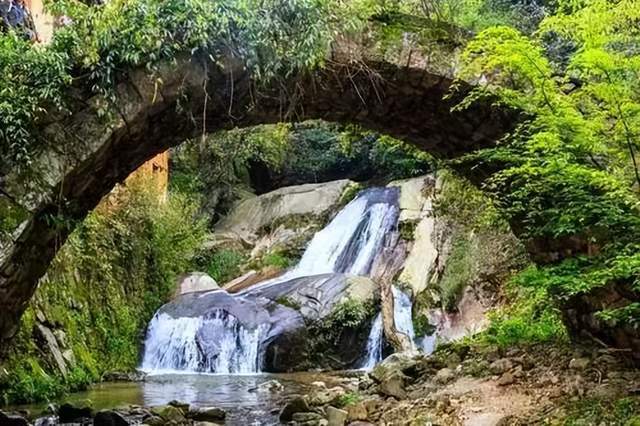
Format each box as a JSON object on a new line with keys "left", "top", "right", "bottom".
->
{"left": 141, "top": 311, "right": 266, "bottom": 374}
{"left": 360, "top": 312, "right": 383, "bottom": 369}
{"left": 359, "top": 286, "right": 417, "bottom": 369}
{"left": 392, "top": 286, "right": 416, "bottom": 348}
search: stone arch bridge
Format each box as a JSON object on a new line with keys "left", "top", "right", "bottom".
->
{"left": 0, "top": 43, "right": 517, "bottom": 343}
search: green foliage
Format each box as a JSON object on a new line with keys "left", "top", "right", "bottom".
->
{"left": 398, "top": 221, "right": 417, "bottom": 241}
{"left": 171, "top": 121, "right": 433, "bottom": 222}
{"left": 339, "top": 183, "right": 365, "bottom": 207}
{"left": 480, "top": 285, "right": 568, "bottom": 348}
{"left": 0, "top": 196, "right": 29, "bottom": 239}
{"left": 438, "top": 236, "right": 474, "bottom": 311}
{"left": 434, "top": 170, "right": 508, "bottom": 233}
{"left": 335, "top": 391, "right": 363, "bottom": 408}
{"left": 458, "top": 0, "right": 640, "bottom": 326}
{"left": 326, "top": 299, "right": 375, "bottom": 330}
{"left": 175, "top": 121, "right": 433, "bottom": 191}
{"left": 194, "top": 248, "right": 247, "bottom": 283}
{"left": 302, "top": 298, "right": 377, "bottom": 369}
{"left": 309, "top": 298, "right": 375, "bottom": 347}
{"left": 336, "top": 125, "right": 434, "bottom": 181}
{"left": 0, "top": 182, "right": 205, "bottom": 404}
{"left": 352, "top": 0, "right": 539, "bottom": 35}
{"left": 1, "top": 0, "right": 351, "bottom": 176}
{"left": 261, "top": 252, "right": 294, "bottom": 269}
{"left": 412, "top": 313, "right": 435, "bottom": 338}
{"left": 0, "top": 33, "right": 70, "bottom": 176}
{"left": 560, "top": 396, "right": 640, "bottom": 425}
{"left": 275, "top": 296, "right": 302, "bottom": 310}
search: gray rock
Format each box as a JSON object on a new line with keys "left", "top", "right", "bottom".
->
{"left": 434, "top": 367, "right": 456, "bottom": 385}
{"left": 378, "top": 371, "right": 407, "bottom": 399}
{"left": 151, "top": 405, "right": 185, "bottom": 423}
{"left": 569, "top": 357, "right": 590, "bottom": 371}
{"left": 187, "top": 406, "right": 226, "bottom": 422}
{"left": 292, "top": 412, "right": 324, "bottom": 422}
{"left": 94, "top": 410, "right": 129, "bottom": 426}
{"left": 36, "top": 324, "right": 68, "bottom": 377}
{"left": 58, "top": 403, "right": 93, "bottom": 423}
{"left": 393, "top": 176, "right": 440, "bottom": 295}
{"left": 34, "top": 416, "right": 57, "bottom": 426}
{"left": 0, "top": 411, "right": 29, "bottom": 426}
{"left": 176, "top": 272, "right": 219, "bottom": 295}
{"left": 141, "top": 415, "right": 164, "bottom": 425}
{"left": 489, "top": 358, "right": 513, "bottom": 375}
{"left": 497, "top": 372, "right": 515, "bottom": 386}
{"left": 159, "top": 273, "right": 378, "bottom": 372}
{"left": 216, "top": 180, "right": 353, "bottom": 240}
{"left": 255, "top": 379, "right": 284, "bottom": 392}
{"left": 308, "top": 386, "right": 345, "bottom": 406}
{"left": 280, "top": 396, "right": 311, "bottom": 422}
{"left": 326, "top": 406, "right": 348, "bottom": 426}
{"left": 346, "top": 403, "right": 368, "bottom": 422}
{"left": 168, "top": 400, "right": 190, "bottom": 412}
{"left": 371, "top": 352, "right": 421, "bottom": 383}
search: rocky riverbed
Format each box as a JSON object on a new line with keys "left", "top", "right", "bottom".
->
{"left": 4, "top": 341, "right": 638, "bottom": 425}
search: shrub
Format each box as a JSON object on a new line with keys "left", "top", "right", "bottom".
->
{"left": 197, "top": 249, "right": 247, "bottom": 284}
{"left": 480, "top": 286, "right": 568, "bottom": 348}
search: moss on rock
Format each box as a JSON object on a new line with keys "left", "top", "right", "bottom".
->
{"left": 0, "top": 186, "right": 205, "bottom": 405}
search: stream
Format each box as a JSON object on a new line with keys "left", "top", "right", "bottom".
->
{"left": 16, "top": 372, "right": 354, "bottom": 425}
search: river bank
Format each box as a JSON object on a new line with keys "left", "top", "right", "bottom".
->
{"left": 3, "top": 341, "right": 638, "bottom": 425}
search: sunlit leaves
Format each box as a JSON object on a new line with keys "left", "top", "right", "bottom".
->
{"left": 0, "top": 0, "right": 351, "bottom": 177}
{"left": 459, "top": 0, "right": 640, "bottom": 326}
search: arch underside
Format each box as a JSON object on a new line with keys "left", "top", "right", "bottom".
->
{"left": 0, "top": 56, "right": 517, "bottom": 342}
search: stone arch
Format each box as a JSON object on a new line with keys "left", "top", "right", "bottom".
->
{"left": 0, "top": 53, "right": 518, "bottom": 342}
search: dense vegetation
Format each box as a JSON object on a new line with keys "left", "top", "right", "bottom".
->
{"left": 1, "top": 0, "right": 640, "bottom": 410}
{"left": 0, "top": 180, "right": 205, "bottom": 404}
{"left": 457, "top": 0, "right": 640, "bottom": 330}
{"left": 171, "top": 121, "right": 432, "bottom": 221}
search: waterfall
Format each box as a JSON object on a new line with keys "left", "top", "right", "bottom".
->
{"left": 142, "top": 187, "right": 400, "bottom": 374}
{"left": 360, "top": 286, "right": 424, "bottom": 369}
{"left": 361, "top": 312, "right": 383, "bottom": 369}
{"left": 392, "top": 286, "right": 416, "bottom": 346}
{"left": 238, "top": 188, "right": 400, "bottom": 294}
{"left": 141, "top": 311, "right": 267, "bottom": 374}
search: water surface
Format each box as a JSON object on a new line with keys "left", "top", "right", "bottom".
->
{"left": 18, "top": 372, "right": 350, "bottom": 425}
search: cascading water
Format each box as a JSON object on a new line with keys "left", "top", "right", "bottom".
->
{"left": 360, "top": 286, "right": 436, "bottom": 369}
{"left": 142, "top": 187, "right": 401, "bottom": 374}
{"left": 239, "top": 188, "right": 400, "bottom": 294}
{"left": 392, "top": 286, "right": 416, "bottom": 347}
{"left": 361, "top": 313, "right": 383, "bottom": 369}
{"left": 141, "top": 310, "right": 267, "bottom": 374}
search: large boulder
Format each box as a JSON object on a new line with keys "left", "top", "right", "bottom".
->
{"left": 0, "top": 411, "right": 28, "bottom": 426}
{"left": 371, "top": 352, "right": 422, "bottom": 383}
{"left": 216, "top": 180, "right": 353, "bottom": 241}
{"left": 175, "top": 272, "right": 219, "bottom": 296}
{"left": 151, "top": 273, "right": 379, "bottom": 373}
{"left": 387, "top": 175, "right": 435, "bottom": 223}
{"left": 35, "top": 324, "right": 69, "bottom": 377}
